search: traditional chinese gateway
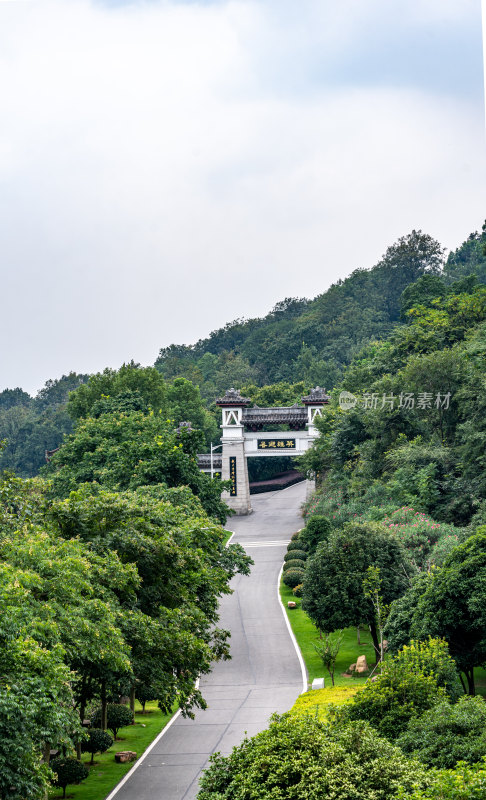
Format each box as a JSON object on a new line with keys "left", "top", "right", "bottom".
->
{"left": 198, "top": 387, "right": 329, "bottom": 515}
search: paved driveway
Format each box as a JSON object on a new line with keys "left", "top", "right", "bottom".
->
{"left": 110, "top": 482, "right": 306, "bottom": 800}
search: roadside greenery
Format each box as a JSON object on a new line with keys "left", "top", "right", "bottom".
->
{"left": 0, "top": 431, "right": 251, "bottom": 798}
{"left": 198, "top": 715, "right": 429, "bottom": 800}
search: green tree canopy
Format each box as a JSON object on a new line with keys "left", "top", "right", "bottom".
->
{"left": 302, "top": 521, "right": 409, "bottom": 659}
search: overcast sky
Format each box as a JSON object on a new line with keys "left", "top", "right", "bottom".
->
{"left": 1, "top": 0, "right": 485, "bottom": 395}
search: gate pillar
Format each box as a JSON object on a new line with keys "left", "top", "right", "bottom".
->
{"left": 216, "top": 389, "right": 252, "bottom": 515}
{"left": 302, "top": 387, "right": 329, "bottom": 500}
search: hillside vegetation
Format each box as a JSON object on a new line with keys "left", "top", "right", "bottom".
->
{"left": 3, "top": 223, "right": 485, "bottom": 478}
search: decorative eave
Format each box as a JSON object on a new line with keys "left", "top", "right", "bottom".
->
{"left": 301, "top": 386, "right": 330, "bottom": 406}
{"left": 241, "top": 405, "right": 307, "bottom": 428}
{"left": 197, "top": 453, "right": 222, "bottom": 469}
{"left": 215, "top": 388, "right": 251, "bottom": 408}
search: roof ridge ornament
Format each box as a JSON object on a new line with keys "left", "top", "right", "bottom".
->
{"left": 215, "top": 388, "right": 252, "bottom": 407}
{"left": 301, "top": 386, "right": 330, "bottom": 405}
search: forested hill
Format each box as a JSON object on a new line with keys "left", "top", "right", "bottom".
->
{"left": 1, "top": 222, "right": 485, "bottom": 478}
{"left": 155, "top": 225, "right": 486, "bottom": 399}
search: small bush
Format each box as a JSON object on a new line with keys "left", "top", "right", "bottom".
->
{"left": 81, "top": 728, "right": 114, "bottom": 763}
{"left": 284, "top": 549, "right": 307, "bottom": 562}
{"left": 299, "top": 515, "right": 332, "bottom": 554}
{"left": 91, "top": 703, "right": 134, "bottom": 739}
{"left": 282, "top": 568, "right": 305, "bottom": 588}
{"left": 397, "top": 756, "right": 486, "bottom": 799}
{"left": 287, "top": 540, "right": 307, "bottom": 552}
{"left": 292, "top": 584, "right": 303, "bottom": 598}
{"left": 397, "top": 696, "right": 486, "bottom": 769}
{"left": 51, "top": 758, "right": 89, "bottom": 798}
{"left": 283, "top": 559, "right": 306, "bottom": 572}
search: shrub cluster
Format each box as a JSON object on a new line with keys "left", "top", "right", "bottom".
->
{"left": 282, "top": 558, "right": 306, "bottom": 572}
{"left": 283, "top": 549, "right": 307, "bottom": 562}
{"left": 283, "top": 567, "right": 306, "bottom": 588}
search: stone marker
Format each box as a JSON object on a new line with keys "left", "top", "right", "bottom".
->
{"left": 115, "top": 751, "right": 137, "bottom": 764}
{"left": 312, "top": 678, "right": 325, "bottom": 690}
{"left": 355, "top": 655, "right": 368, "bottom": 673}
{"left": 287, "top": 601, "right": 297, "bottom": 609}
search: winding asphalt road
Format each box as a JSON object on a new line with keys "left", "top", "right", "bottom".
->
{"left": 109, "top": 482, "right": 306, "bottom": 800}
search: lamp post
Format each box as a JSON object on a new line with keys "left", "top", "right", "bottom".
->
{"left": 210, "top": 442, "right": 222, "bottom": 479}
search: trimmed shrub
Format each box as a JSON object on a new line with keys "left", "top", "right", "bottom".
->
{"left": 282, "top": 568, "right": 305, "bottom": 588}
{"left": 91, "top": 704, "right": 134, "bottom": 739}
{"left": 287, "top": 540, "right": 307, "bottom": 552}
{"left": 284, "top": 549, "right": 307, "bottom": 562}
{"left": 397, "top": 696, "right": 486, "bottom": 769}
{"left": 292, "top": 584, "right": 303, "bottom": 598}
{"left": 81, "top": 728, "right": 114, "bottom": 763}
{"left": 283, "top": 559, "right": 306, "bottom": 572}
{"left": 51, "top": 758, "right": 89, "bottom": 798}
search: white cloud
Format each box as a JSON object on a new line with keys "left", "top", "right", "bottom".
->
{"left": 0, "top": 0, "right": 485, "bottom": 393}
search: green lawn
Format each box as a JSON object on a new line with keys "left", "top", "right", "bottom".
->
{"left": 49, "top": 702, "right": 175, "bottom": 800}
{"left": 280, "top": 580, "right": 376, "bottom": 689}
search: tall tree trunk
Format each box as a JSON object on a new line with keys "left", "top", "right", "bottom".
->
{"left": 466, "top": 668, "right": 476, "bottom": 696}
{"left": 357, "top": 626, "right": 361, "bottom": 645}
{"left": 79, "top": 675, "right": 87, "bottom": 724}
{"left": 101, "top": 679, "right": 108, "bottom": 731}
{"left": 130, "top": 686, "right": 136, "bottom": 716}
{"left": 369, "top": 622, "right": 380, "bottom": 665}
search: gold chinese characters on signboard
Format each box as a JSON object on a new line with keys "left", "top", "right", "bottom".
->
{"left": 257, "top": 439, "right": 296, "bottom": 450}
{"left": 229, "top": 457, "right": 237, "bottom": 496}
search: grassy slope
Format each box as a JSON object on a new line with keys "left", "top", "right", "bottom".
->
{"left": 280, "top": 581, "right": 376, "bottom": 689}
{"left": 50, "top": 702, "right": 174, "bottom": 800}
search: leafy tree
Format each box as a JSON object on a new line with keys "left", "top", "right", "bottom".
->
{"left": 302, "top": 522, "right": 409, "bottom": 660}
{"left": 198, "top": 715, "right": 428, "bottom": 800}
{"left": 384, "top": 572, "right": 433, "bottom": 654}
{"left": 313, "top": 630, "right": 343, "bottom": 686}
{"left": 411, "top": 532, "right": 486, "bottom": 695}
{"left": 50, "top": 758, "right": 89, "bottom": 798}
{"left": 0, "top": 634, "right": 81, "bottom": 800}
{"left": 0, "top": 387, "right": 31, "bottom": 410}
{"left": 47, "top": 485, "right": 252, "bottom": 714}
{"left": 44, "top": 410, "right": 228, "bottom": 521}
{"left": 81, "top": 729, "right": 113, "bottom": 763}
{"left": 91, "top": 704, "right": 133, "bottom": 739}
{"left": 397, "top": 696, "right": 486, "bottom": 769}
{"left": 67, "top": 362, "right": 167, "bottom": 420}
